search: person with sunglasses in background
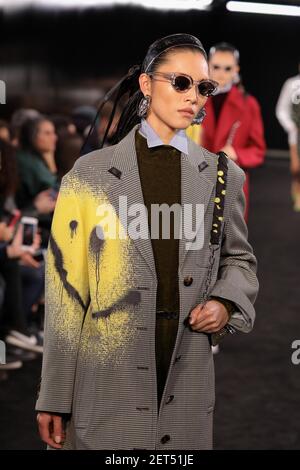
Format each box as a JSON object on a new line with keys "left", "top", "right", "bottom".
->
{"left": 200, "top": 42, "right": 266, "bottom": 221}
{"left": 36, "top": 34, "right": 258, "bottom": 450}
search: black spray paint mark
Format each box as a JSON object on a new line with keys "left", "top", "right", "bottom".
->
{"left": 69, "top": 220, "right": 78, "bottom": 238}
{"left": 49, "top": 233, "right": 86, "bottom": 310}
{"left": 92, "top": 290, "right": 141, "bottom": 319}
{"left": 89, "top": 227, "right": 104, "bottom": 311}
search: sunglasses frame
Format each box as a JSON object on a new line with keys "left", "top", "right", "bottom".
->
{"left": 148, "top": 72, "right": 218, "bottom": 97}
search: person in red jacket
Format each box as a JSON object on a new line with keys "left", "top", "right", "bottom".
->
{"left": 201, "top": 42, "right": 266, "bottom": 221}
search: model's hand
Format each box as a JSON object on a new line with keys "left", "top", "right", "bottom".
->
{"left": 6, "top": 225, "right": 41, "bottom": 259}
{"left": 20, "top": 252, "right": 40, "bottom": 268}
{"left": 37, "top": 412, "right": 65, "bottom": 449}
{"left": 220, "top": 144, "right": 238, "bottom": 162}
{"left": 34, "top": 190, "right": 56, "bottom": 214}
{"left": 189, "top": 300, "right": 229, "bottom": 333}
{"left": 5, "top": 223, "right": 23, "bottom": 258}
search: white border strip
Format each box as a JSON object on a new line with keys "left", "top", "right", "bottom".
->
{"left": 227, "top": 1, "right": 300, "bottom": 17}
{"left": 0, "top": 0, "right": 212, "bottom": 11}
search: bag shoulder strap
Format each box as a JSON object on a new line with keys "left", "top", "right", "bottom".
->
{"left": 210, "top": 151, "right": 229, "bottom": 246}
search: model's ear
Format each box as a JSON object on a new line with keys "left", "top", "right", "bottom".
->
{"left": 139, "top": 73, "right": 152, "bottom": 97}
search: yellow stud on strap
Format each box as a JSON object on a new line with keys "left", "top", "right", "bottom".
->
{"left": 217, "top": 205, "right": 221, "bottom": 210}
{"left": 221, "top": 190, "right": 226, "bottom": 195}
{"left": 213, "top": 223, "right": 218, "bottom": 227}
{"left": 213, "top": 229, "right": 218, "bottom": 233}
{"left": 218, "top": 216, "right": 223, "bottom": 221}
{"left": 218, "top": 177, "right": 225, "bottom": 184}
{"left": 217, "top": 170, "right": 224, "bottom": 176}
{"left": 214, "top": 197, "right": 221, "bottom": 203}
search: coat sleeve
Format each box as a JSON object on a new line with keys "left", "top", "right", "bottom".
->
{"left": 209, "top": 169, "right": 259, "bottom": 333}
{"left": 235, "top": 97, "right": 266, "bottom": 170}
{"left": 36, "top": 171, "right": 90, "bottom": 413}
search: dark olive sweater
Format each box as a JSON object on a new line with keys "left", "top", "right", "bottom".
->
{"left": 135, "top": 130, "right": 181, "bottom": 408}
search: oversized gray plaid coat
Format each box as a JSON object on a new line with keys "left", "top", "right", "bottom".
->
{"left": 36, "top": 124, "right": 259, "bottom": 450}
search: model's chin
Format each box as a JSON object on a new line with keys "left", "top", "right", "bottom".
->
{"left": 172, "top": 116, "right": 193, "bottom": 129}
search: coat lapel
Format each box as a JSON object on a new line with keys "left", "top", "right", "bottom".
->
{"left": 105, "top": 126, "right": 157, "bottom": 280}
{"left": 104, "top": 125, "right": 215, "bottom": 279}
{"left": 179, "top": 139, "right": 215, "bottom": 271}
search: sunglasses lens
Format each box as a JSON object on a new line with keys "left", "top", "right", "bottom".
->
{"left": 173, "top": 75, "right": 191, "bottom": 92}
{"left": 198, "top": 81, "right": 217, "bottom": 97}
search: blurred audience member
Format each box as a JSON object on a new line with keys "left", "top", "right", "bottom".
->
{"left": 0, "top": 138, "right": 44, "bottom": 351}
{"left": 10, "top": 108, "right": 41, "bottom": 147}
{"left": 16, "top": 117, "right": 58, "bottom": 218}
{"left": 51, "top": 114, "right": 77, "bottom": 139}
{"left": 97, "top": 100, "right": 122, "bottom": 148}
{"left": 276, "top": 63, "right": 300, "bottom": 211}
{"left": 0, "top": 138, "right": 19, "bottom": 214}
{"left": 72, "top": 105, "right": 99, "bottom": 154}
{"left": 55, "top": 134, "right": 83, "bottom": 180}
{"left": 0, "top": 120, "right": 11, "bottom": 143}
{"left": 0, "top": 222, "right": 43, "bottom": 364}
{"left": 52, "top": 114, "right": 83, "bottom": 180}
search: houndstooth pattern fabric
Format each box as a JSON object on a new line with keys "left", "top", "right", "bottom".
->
{"left": 36, "top": 124, "right": 258, "bottom": 450}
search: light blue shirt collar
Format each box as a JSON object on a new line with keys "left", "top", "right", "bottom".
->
{"left": 139, "top": 118, "right": 189, "bottom": 155}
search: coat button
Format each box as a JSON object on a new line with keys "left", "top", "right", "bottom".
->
{"left": 184, "top": 276, "right": 193, "bottom": 286}
{"left": 161, "top": 434, "right": 171, "bottom": 444}
{"left": 165, "top": 395, "right": 174, "bottom": 404}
